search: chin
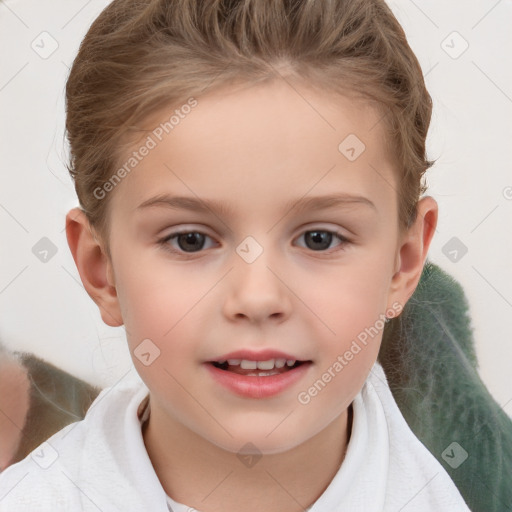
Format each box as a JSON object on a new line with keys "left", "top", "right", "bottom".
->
{"left": 204, "top": 426, "right": 312, "bottom": 457}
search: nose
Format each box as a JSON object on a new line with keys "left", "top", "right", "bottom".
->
{"left": 222, "top": 252, "right": 292, "bottom": 325}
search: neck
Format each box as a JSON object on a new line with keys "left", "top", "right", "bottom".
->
{"left": 143, "top": 404, "right": 352, "bottom": 512}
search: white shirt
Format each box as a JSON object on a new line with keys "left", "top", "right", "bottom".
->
{"left": 0, "top": 363, "right": 470, "bottom": 511}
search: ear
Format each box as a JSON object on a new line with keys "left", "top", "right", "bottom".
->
{"left": 65, "top": 207, "right": 123, "bottom": 327}
{"left": 386, "top": 196, "right": 438, "bottom": 312}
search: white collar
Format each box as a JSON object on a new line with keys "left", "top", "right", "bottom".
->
{"left": 0, "top": 364, "right": 469, "bottom": 511}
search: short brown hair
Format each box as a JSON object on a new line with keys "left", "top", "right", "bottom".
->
{"left": 65, "top": 0, "right": 434, "bottom": 253}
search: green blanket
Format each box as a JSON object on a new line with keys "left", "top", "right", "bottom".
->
{"left": 380, "top": 260, "right": 512, "bottom": 511}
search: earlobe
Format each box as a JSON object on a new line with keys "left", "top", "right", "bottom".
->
{"left": 65, "top": 207, "right": 123, "bottom": 327}
{"left": 387, "top": 196, "right": 438, "bottom": 310}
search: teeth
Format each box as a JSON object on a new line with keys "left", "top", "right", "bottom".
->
{"left": 220, "top": 358, "right": 297, "bottom": 370}
{"left": 245, "top": 370, "right": 281, "bottom": 377}
{"left": 240, "top": 360, "right": 257, "bottom": 370}
{"left": 256, "top": 359, "right": 275, "bottom": 370}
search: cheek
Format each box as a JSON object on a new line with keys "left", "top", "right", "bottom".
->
{"left": 295, "top": 261, "right": 388, "bottom": 387}
{"left": 300, "top": 259, "right": 390, "bottom": 328}
{"left": 115, "top": 257, "right": 203, "bottom": 337}
{"left": 113, "top": 258, "right": 214, "bottom": 376}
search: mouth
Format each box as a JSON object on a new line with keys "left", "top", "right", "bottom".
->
{"left": 209, "top": 358, "right": 309, "bottom": 377}
{"left": 204, "top": 349, "right": 313, "bottom": 398}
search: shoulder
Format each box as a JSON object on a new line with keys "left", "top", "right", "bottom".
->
{"left": 0, "top": 375, "right": 167, "bottom": 511}
{"left": 363, "top": 363, "right": 470, "bottom": 511}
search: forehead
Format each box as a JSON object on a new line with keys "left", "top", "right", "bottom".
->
{"left": 139, "top": 78, "right": 387, "bottom": 157}
{"left": 109, "top": 79, "right": 397, "bottom": 221}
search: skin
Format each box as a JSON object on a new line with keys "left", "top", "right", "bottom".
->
{"left": 66, "top": 78, "right": 437, "bottom": 512}
{"left": 0, "top": 353, "right": 30, "bottom": 471}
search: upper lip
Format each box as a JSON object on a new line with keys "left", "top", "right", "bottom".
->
{"left": 208, "top": 349, "right": 308, "bottom": 363}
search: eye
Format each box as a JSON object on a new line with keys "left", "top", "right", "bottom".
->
{"left": 158, "top": 228, "right": 350, "bottom": 256}
{"left": 159, "top": 230, "right": 217, "bottom": 254}
{"left": 295, "top": 229, "right": 350, "bottom": 252}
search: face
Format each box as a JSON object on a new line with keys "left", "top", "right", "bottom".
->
{"left": 96, "top": 79, "right": 406, "bottom": 454}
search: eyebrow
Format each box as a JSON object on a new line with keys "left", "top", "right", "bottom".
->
{"left": 135, "top": 192, "right": 377, "bottom": 216}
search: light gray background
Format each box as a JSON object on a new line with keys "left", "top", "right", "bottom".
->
{"left": 1, "top": 0, "right": 511, "bottom": 412}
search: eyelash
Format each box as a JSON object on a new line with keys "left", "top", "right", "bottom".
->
{"left": 157, "top": 228, "right": 351, "bottom": 256}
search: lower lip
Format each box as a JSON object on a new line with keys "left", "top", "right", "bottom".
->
{"left": 204, "top": 362, "right": 312, "bottom": 399}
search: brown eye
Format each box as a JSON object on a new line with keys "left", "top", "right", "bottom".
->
{"left": 160, "top": 231, "right": 215, "bottom": 254}
{"left": 305, "top": 231, "right": 332, "bottom": 251}
{"left": 296, "top": 230, "right": 349, "bottom": 252}
{"left": 175, "top": 232, "right": 206, "bottom": 252}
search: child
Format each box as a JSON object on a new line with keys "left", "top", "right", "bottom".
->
{"left": 0, "top": 0, "right": 471, "bottom": 510}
